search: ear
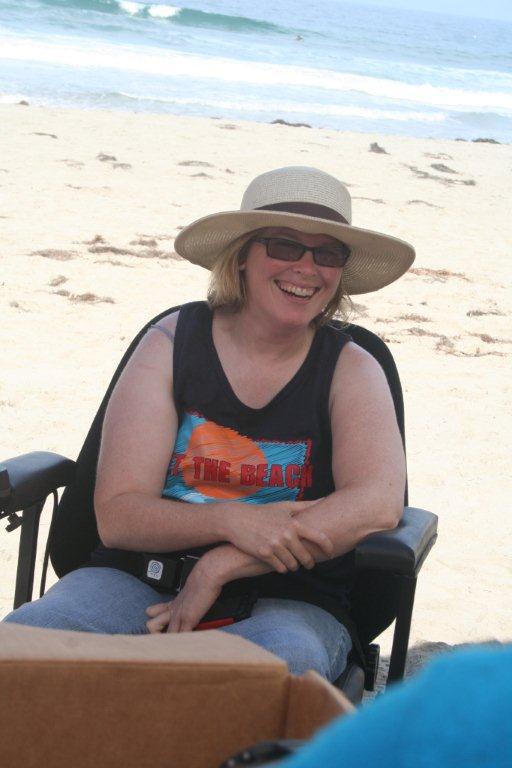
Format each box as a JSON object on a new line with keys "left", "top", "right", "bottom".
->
{"left": 237, "top": 238, "right": 253, "bottom": 272}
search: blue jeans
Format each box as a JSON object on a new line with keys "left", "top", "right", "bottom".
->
{"left": 3, "top": 567, "right": 351, "bottom": 681}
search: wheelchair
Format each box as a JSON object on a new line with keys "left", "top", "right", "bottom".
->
{"left": 1, "top": 306, "right": 438, "bottom": 705}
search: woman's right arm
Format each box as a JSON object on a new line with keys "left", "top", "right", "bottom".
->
{"left": 94, "top": 316, "right": 233, "bottom": 551}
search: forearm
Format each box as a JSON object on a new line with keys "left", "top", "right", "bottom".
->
{"left": 96, "top": 492, "right": 243, "bottom": 551}
{"left": 294, "top": 482, "right": 403, "bottom": 558}
{"left": 202, "top": 485, "right": 403, "bottom": 589}
{"left": 201, "top": 542, "right": 274, "bottom": 585}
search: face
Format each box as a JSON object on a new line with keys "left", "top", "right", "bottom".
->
{"left": 241, "top": 227, "right": 343, "bottom": 329}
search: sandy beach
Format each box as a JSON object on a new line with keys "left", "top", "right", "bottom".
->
{"left": 1, "top": 103, "right": 511, "bottom": 673}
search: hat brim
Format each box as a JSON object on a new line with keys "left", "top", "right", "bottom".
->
{"left": 174, "top": 210, "right": 415, "bottom": 295}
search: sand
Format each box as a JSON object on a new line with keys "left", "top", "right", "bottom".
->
{"left": 1, "top": 104, "right": 511, "bottom": 673}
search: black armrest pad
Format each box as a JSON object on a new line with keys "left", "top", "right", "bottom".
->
{"left": 0, "top": 452, "right": 76, "bottom": 514}
{"left": 354, "top": 507, "right": 438, "bottom": 575}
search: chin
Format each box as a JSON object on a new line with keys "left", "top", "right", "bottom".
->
{"left": 274, "top": 302, "right": 322, "bottom": 329}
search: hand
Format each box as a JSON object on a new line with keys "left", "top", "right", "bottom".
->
{"left": 145, "top": 559, "right": 222, "bottom": 633}
{"left": 223, "top": 500, "right": 334, "bottom": 573}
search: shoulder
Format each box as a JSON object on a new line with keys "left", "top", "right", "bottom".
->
{"left": 147, "top": 301, "right": 211, "bottom": 341}
{"left": 330, "top": 340, "right": 391, "bottom": 411}
{"left": 335, "top": 339, "right": 386, "bottom": 381}
{"left": 121, "top": 310, "right": 181, "bottom": 383}
{"left": 146, "top": 309, "right": 180, "bottom": 341}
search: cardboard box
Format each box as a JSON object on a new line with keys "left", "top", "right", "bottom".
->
{"left": 0, "top": 624, "right": 352, "bottom": 768}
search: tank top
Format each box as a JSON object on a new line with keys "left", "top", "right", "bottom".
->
{"left": 91, "top": 301, "right": 357, "bottom": 626}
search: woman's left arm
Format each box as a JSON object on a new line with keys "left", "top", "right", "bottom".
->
{"left": 294, "top": 340, "right": 406, "bottom": 554}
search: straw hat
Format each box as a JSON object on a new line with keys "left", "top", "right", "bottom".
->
{"left": 174, "top": 166, "right": 415, "bottom": 295}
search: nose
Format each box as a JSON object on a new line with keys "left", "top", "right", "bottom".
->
{"left": 293, "top": 248, "right": 317, "bottom": 273}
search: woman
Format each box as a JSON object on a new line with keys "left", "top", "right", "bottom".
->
{"left": 5, "top": 166, "right": 413, "bottom": 682}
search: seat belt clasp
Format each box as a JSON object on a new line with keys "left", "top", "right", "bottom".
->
{"left": 141, "top": 553, "right": 199, "bottom": 593}
{"left": 176, "top": 555, "right": 200, "bottom": 592}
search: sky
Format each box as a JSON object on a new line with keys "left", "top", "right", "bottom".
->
{"left": 352, "top": 0, "right": 512, "bottom": 23}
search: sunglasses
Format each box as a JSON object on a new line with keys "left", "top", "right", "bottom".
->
{"left": 253, "top": 237, "right": 350, "bottom": 268}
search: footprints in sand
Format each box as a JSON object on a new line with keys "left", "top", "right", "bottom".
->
{"left": 85, "top": 233, "right": 180, "bottom": 262}
{"left": 407, "top": 199, "right": 442, "bottom": 209}
{"left": 58, "top": 152, "right": 131, "bottom": 171}
{"left": 31, "top": 249, "right": 77, "bottom": 261}
{"left": 395, "top": 313, "right": 431, "bottom": 323}
{"left": 51, "top": 286, "right": 115, "bottom": 304}
{"left": 177, "top": 159, "right": 236, "bottom": 179}
{"left": 178, "top": 160, "right": 213, "bottom": 168}
{"left": 353, "top": 196, "right": 385, "bottom": 204}
{"left": 96, "top": 153, "right": 132, "bottom": 170}
{"left": 44, "top": 148, "right": 228, "bottom": 180}
{"left": 365, "top": 143, "right": 476, "bottom": 203}
{"left": 43, "top": 268, "right": 115, "bottom": 304}
{"left": 471, "top": 332, "right": 511, "bottom": 344}
{"left": 364, "top": 262, "right": 508, "bottom": 357}
{"left": 31, "top": 131, "right": 58, "bottom": 140}
{"left": 430, "top": 163, "right": 457, "bottom": 174}
{"left": 404, "top": 164, "right": 476, "bottom": 186}
{"left": 409, "top": 267, "right": 470, "bottom": 282}
{"left": 372, "top": 296, "right": 509, "bottom": 357}
{"left": 377, "top": 321, "right": 508, "bottom": 358}
{"left": 29, "top": 234, "right": 181, "bottom": 309}
{"left": 466, "top": 308, "right": 505, "bottom": 317}
{"left": 379, "top": 269, "right": 508, "bottom": 356}
{"left": 60, "top": 159, "right": 85, "bottom": 169}
{"left": 9, "top": 301, "right": 29, "bottom": 313}
{"left": 49, "top": 275, "right": 68, "bottom": 287}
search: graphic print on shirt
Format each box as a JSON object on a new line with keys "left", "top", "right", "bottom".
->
{"left": 163, "top": 411, "right": 313, "bottom": 504}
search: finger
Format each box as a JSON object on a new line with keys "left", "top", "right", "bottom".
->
{"left": 257, "top": 547, "right": 289, "bottom": 573}
{"left": 178, "top": 616, "right": 194, "bottom": 633}
{"left": 146, "top": 610, "right": 171, "bottom": 633}
{"left": 146, "top": 601, "right": 171, "bottom": 617}
{"left": 288, "top": 539, "right": 316, "bottom": 569}
{"left": 271, "top": 551, "right": 295, "bottom": 573}
{"left": 273, "top": 543, "right": 300, "bottom": 572}
{"left": 262, "top": 550, "right": 290, "bottom": 574}
{"left": 295, "top": 524, "right": 334, "bottom": 557}
{"left": 167, "top": 607, "right": 182, "bottom": 633}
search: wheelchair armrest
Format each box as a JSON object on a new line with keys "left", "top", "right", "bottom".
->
{"left": 354, "top": 507, "right": 438, "bottom": 576}
{"left": 0, "top": 451, "right": 76, "bottom": 515}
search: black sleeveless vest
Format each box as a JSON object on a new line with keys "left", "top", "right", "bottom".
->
{"left": 92, "top": 302, "right": 357, "bottom": 624}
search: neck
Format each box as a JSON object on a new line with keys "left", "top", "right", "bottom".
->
{"left": 216, "top": 304, "right": 314, "bottom": 360}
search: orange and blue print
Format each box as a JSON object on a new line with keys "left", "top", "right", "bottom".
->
{"left": 163, "top": 411, "right": 313, "bottom": 504}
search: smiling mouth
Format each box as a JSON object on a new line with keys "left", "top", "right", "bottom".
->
{"left": 275, "top": 280, "right": 319, "bottom": 299}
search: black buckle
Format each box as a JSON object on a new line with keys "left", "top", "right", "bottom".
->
{"left": 141, "top": 553, "right": 199, "bottom": 593}
{"left": 176, "top": 555, "right": 199, "bottom": 592}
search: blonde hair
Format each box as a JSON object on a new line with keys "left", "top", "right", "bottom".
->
{"left": 207, "top": 230, "right": 351, "bottom": 326}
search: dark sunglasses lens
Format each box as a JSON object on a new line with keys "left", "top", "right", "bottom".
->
{"left": 266, "top": 239, "right": 304, "bottom": 261}
{"left": 314, "top": 245, "right": 350, "bottom": 267}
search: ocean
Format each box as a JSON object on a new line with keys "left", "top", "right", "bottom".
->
{"left": 1, "top": 0, "right": 511, "bottom": 141}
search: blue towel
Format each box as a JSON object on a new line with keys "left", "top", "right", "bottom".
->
{"left": 283, "top": 645, "right": 512, "bottom": 768}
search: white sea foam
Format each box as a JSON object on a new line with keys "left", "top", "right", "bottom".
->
{"left": 2, "top": 35, "right": 511, "bottom": 115}
{"left": 118, "top": 1, "right": 145, "bottom": 15}
{"left": 0, "top": 92, "right": 30, "bottom": 104}
{"left": 116, "top": 0, "right": 180, "bottom": 17}
{"left": 147, "top": 4, "right": 180, "bottom": 18}
{"left": 119, "top": 91, "right": 446, "bottom": 123}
